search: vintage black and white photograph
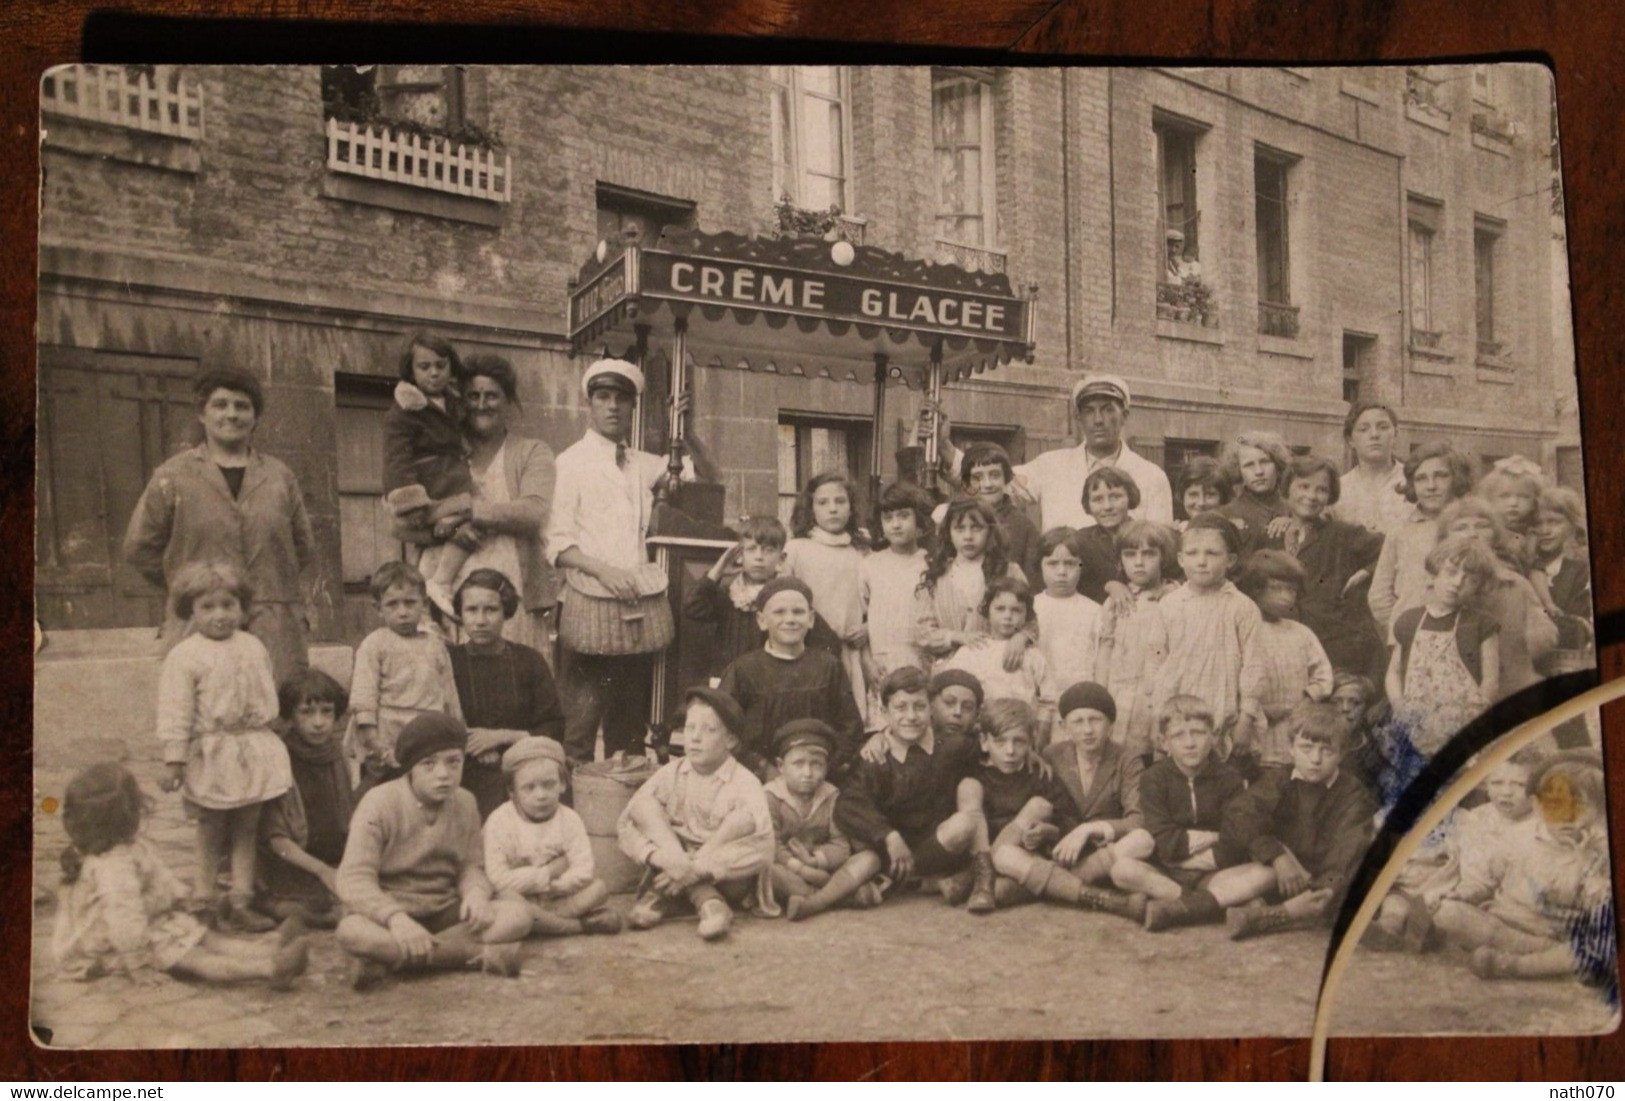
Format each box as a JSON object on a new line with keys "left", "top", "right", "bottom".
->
{"left": 30, "top": 62, "right": 1611, "bottom": 1048}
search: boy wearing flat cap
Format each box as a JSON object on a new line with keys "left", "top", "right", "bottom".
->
{"left": 483, "top": 736, "right": 622, "bottom": 938}
{"left": 618, "top": 686, "right": 776, "bottom": 941}
{"left": 763, "top": 719, "right": 887, "bottom": 921}
{"left": 547, "top": 358, "right": 720, "bottom": 764}
{"left": 336, "top": 714, "right": 532, "bottom": 990}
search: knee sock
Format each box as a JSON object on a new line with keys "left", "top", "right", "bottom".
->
{"left": 790, "top": 862, "right": 874, "bottom": 920}
{"left": 1019, "top": 857, "right": 1085, "bottom": 904}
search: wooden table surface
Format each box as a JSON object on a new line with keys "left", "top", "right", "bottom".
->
{"left": 3, "top": 1, "right": 1622, "bottom": 1081}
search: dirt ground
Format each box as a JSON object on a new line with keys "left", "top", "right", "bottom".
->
{"left": 29, "top": 759, "right": 1619, "bottom": 1050}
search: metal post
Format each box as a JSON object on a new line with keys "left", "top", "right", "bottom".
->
{"left": 871, "top": 353, "right": 888, "bottom": 514}
{"left": 666, "top": 317, "right": 689, "bottom": 501}
{"left": 923, "top": 344, "right": 944, "bottom": 495}
{"left": 630, "top": 323, "right": 650, "bottom": 454}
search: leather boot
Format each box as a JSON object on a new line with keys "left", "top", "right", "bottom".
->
{"left": 1226, "top": 903, "right": 1305, "bottom": 940}
{"left": 966, "top": 852, "right": 997, "bottom": 914}
{"left": 1077, "top": 885, "right": 1149, "bottom": 923}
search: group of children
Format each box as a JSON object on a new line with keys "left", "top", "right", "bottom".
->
{"left": 50, "top": 431, "right": 1605, "bottom": 1002}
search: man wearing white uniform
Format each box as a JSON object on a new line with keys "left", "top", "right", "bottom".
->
{"left": 924, "top": 373, "right": 1174, "bottom": 532}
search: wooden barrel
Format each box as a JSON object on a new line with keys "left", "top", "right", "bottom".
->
{"left": 572, "top": 756, "right": 657, "bottom": 894}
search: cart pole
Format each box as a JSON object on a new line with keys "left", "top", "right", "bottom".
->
{"left": 923, "top": 344, "right": 944, "bottom": 495}
{"left": 871, "top": 353, "right": 888, "bottom": 517}
{"left": 666, "top": 317, "right": 688, "bottom": 501}
{"left": 631, "top": 323, "right": 650, "bottom": 455}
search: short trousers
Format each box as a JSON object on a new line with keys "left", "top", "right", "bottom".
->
{"left": 900, "top": 825, "right": 968, "bottom": 879}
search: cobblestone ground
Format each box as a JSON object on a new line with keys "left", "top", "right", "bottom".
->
{"left": 29, "top": 760, "right": 1617, "bottom": 1050}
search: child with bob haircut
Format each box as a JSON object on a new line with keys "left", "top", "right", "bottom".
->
{"left": 835, "top": 667, "right": 986, "bottom": 906}
{"left": 384, "top": 331, "right": 476, "bottom": 621}
{"left": 256, "top": 668, "right": 355, "bottom": 926}
{"left": 1112, "top": 695, "right": 1248, "bottom": 931}
{"left": 1433, "top": 751, "right": 1613, "bottom": 987}
{"left": 1477, "top": 465, "right": 1544, "bottom": 570}
{"left": 1076, "top": 466, "right": 1140, "bottom": 602}
{"left": 1032, "top": 527, "right": 1104, "bottom": 699}
{"left": 718, "top": 576, "right": 865, "bottom": 777}
{"left": 941, "top": 576, "right": 1056, "bottom": 730}
{"left": 337, "top": 714, "right": 531, "bottom": 989}
{"left": 350, "top": 559, "right": 463, "bottom": 792}
{"left": 765, "top": 719, "right": 887, "bottom": 921}
{"left": 52, "top": 763, "right": 311, "bottom": 989}
{"left": 618, "top": 686, "right": 777, "bottom": 941}
{"left": 1369, "top": 440, "right": 1479, "bottom": 640}
{"left": 1095, "top": 519, "right": 1176, "bottom": 760}
{"left": 684, "top": 515, "right": 841, "bottom": 680}
{"left": 861, "top": 483, "right": 935, "bottom": 716}
{"left": 1174, "top": 455, "right": 1233, "bottom": 529}
{"left": 1217, "top": 701, "right": 1378, "bottom": 939}
{"left": 959, "top": 442, "right": 1042, "bottom": 585}
{"left": 785, "top": 472, "right": 871, "bottom": 716}
{"left": 1153, "top": 513, "right": 1266, "bottom": 758}
{"left": 916, "top": 496, "right": 1028, "bottom": 669}
{"left": 156, "top": 560, "right": 293, "bottom": 933}
{"left": 483, "top": 736, "right": 622, "bottom": 938}
{"left": 1532, "top": 485, "right": 1592, "bottom": 621}
{"left": 1235, "top": 550, "right": 1334, "bottom": 773}
{"left": 1386, "top": 534, "right": 1502, "bottom": 761}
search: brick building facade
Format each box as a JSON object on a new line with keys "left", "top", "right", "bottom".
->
{"left": 36, "top": 63, "right": 1572, "bottom": 644}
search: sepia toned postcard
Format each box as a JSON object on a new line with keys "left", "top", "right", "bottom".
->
{"left": 31, "top": 61, "right": 1611, "bottom": 1049}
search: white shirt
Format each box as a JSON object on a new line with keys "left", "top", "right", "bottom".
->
{"left": 1330, "top": 459, "right": 1409, "bottom": 534}
{"left": 544, "top": 430, "right": 691, "bottom": 569}
{"left": 1014, "top": 442, "right": 1175, "bottom": 531}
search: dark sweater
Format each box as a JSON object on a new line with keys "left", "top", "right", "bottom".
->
{"left": 992, "top": 496, "right": 1044, "bottom": 593}
{"left": 718, "top": 646, "right": 864, "bottom": 775}
{"left": 973, "top": 761, "right": 1080, "bottom": 840}
{"left": 1075, "top": 524, "right": 1126, "bottom": 604}
{"left": 1138, "top": 755, "right": 1248, "bottom": 866}
{"left": 1219, "top": 765, "right": 1376, "bottom": 895}
{"left": 382, "top": 386, "right": 471, "bottom": 499}
{"left": 835, "top": 732, "right": 981, "bottom": 849}
{"left": 449, "top": 641, "right": 566, "bottom": 819}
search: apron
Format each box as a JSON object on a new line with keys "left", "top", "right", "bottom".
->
{"left": 1397, "top": 615, "right": 1487, "bottom": 760}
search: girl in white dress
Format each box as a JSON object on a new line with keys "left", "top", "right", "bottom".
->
{"left": 155, "top": 562, "right": 293, "bottom": 932}
{"left": 784, "top": 473, "right": 871, "bottom": 717}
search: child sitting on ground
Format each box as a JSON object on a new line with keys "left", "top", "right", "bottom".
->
{"left": 1329, "top": 671, "right": 1387, "bottom": 794}
{"left": 350, "top": 560, "right": 463, "bottom": 794}
{"left": 1042, "top": 682, "right": 1147, "bottom": 902}
{"left": 717, "top": 577, "right": 864, "bottom": 777}
{"left": 972, "top": 699, "right": 1146, "bottom": 920}
{"left": 1235, "top": 550, "right": 1334, "bottom": 776}
{"left": 483, "top": 736, "right": 621, "bottom": 939}
{"left": 929, "top": 669, "right": 985, "bottom": 741}
{"left": 941, "top": 576, "right": 1056, "bottom": 736}
{"left": 763, "top": 719, "right": 886, "bottom": 921}
{"left": 1216, "top": 701, "right": 1378, "bottom": 940}
{"left": 684, "top": 515, "right": 841, "bottom": 681}
{"left": 1094, "top": 519, "right": 1176, "bottom": 761}
{"left": 618, "top": 686, "right": 777, "bottom": 941}
{"left": 1367, "top": 750, "right": 1538, "bottom": 952}
{"left": 835, "top": 667, "right": 986, "bottom": 908}
{"left": 1111, "top": 695, "right": 1248, "bottom": 931}
{"left": 1153, "top": 513, "right": 1265, "bottom": 762}
{"left": 1032, "top": 527, "right": 1104, "bottom": 700}
{"left": 52, "top": 763, "right": 311, "bottom": 989}
{"left": 1432, "top": 751, "right": 1613, "bottom": 987}
{"left": 256, "top": 669, "right": 356, "bottom": 927}
{"left": 336, "top": 714, "right": 531, "bottom": 989}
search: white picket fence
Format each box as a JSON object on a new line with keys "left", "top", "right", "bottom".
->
{"left": 325, "top": 117, "right": 511, "bottom": 203}
{"left": 40, "top": 65, "right": 204, "bottom": 140}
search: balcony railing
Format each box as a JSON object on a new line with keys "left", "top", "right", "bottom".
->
{"left": 934, "top": 238, "right": 1006, "bottom": 275}
{"left": 41, "top": 65, "right": 203, "bottom": 140}
{"left": 326, "top": 117, "right": 511, "bottom": 203}
{"left": 1257, "top": 299, "right": 1300, "bottom": 339}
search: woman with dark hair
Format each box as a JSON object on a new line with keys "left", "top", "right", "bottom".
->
{"left": 1264, "top": 454, "right": 1386, "bottom": 682}
{"left": 1331, "top": 401, "right": 1409, "bottom": 535}
{"left": 123, "top": 367, "right": 314, "bottom": 684}
{"left": 447, "top": 569, "right": 566, "bottom": 819}
{"left": 400, "top": 350, "right": 558, "bottom": 652}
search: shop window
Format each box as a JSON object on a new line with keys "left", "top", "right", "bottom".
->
{"left": 932, "top": 68, "right": 999, "bottom": 254}
{"left": 334, "top": 374, "right": 399, "bottom": 590}
{"left": 1255, "top": 147, "right": 1298, "bottom": 337}
{"left": 777, "top": 413, "right": 872, "bottom": 527}
{"left": 1475, "top": 216, "right": 1506, "bottom": 358}
{"left": 1407, "top": 195, "right": 1442, "bottom": 343}
{"left": 769, "top": 66, "right": 851, "bottom": 211}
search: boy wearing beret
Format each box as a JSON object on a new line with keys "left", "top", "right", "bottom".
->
{"left": 763, "top": 719, "right": 886, "bottom": 921}
{"left": 618, "top": 687, "right": 776, "bottom": 941}
{"left": 483, "top": 736, "right": 622, "bottom": 938}
{"left": 718, "top": 576, "right": 865, "bottom": 777}
{"left": 336, "top": 714, "right": 533, "bottom": 990}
